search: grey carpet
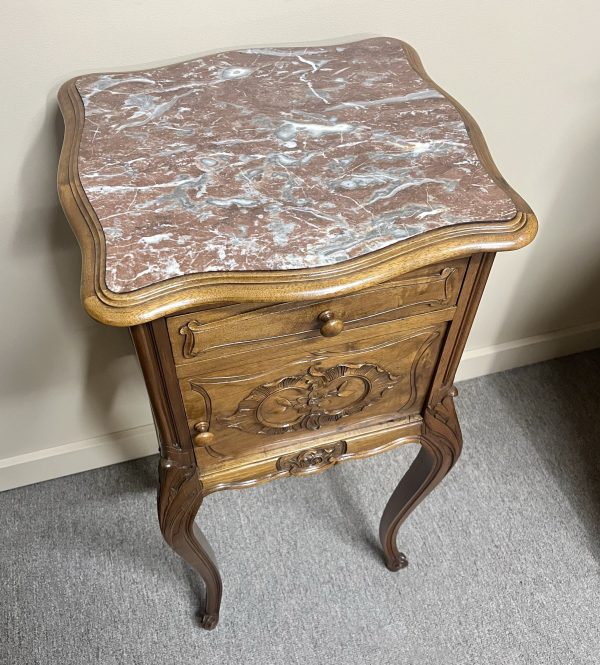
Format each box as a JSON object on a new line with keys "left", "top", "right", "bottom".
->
{"left": 2, "top": 350, "right": 600, "bottom": 664}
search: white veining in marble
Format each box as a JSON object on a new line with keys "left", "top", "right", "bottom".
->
{"left": 74, "top": 37, "right": 517, "bottom": 293}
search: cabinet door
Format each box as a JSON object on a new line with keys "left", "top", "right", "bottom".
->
{"left": 176, "top": 309, "right": 451, "bottom": 471}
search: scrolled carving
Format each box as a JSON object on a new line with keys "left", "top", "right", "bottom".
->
{"left": 276, "top": 441, "right": 347, "bottom": 476}
{"left": 221, "top": 362, "right": 398, "bottom": 434}
{"left": 158, "top": 457, "right": 203, "bottom": 541}
{"left": 188, "top": 381, "right": 229, "bottom": 459}
{"left": 429, "top": 267, "right": 455, "bottom": 306}
{"left": 421, "top": 387, "right": 463, "bottom": 465}
{"left": 180, "top": 320, "right": 204, "bottom": 358}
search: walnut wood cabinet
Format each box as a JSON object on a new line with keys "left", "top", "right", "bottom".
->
{"left": 57, "top": 37, "right": 537, "bottom": 629}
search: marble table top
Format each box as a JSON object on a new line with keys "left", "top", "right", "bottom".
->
{"left": 74, "top": 37, "right": 517, "bottom": 293}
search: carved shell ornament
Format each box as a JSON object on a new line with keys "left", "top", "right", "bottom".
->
{"left": 221, "top": 362, "right": 397, "bottom": 434}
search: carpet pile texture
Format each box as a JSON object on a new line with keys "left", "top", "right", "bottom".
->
{"left": 2, "top": 350, "right": 599, "bottom": 664}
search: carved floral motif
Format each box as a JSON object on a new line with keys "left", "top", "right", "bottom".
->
{"left": 221, "top": 362, "right": 397, "bottom": 434}
{"left": 276, "top": 441, "right": 348, "bottom": 475}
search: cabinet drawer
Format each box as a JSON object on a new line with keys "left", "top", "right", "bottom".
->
{"left": 175, "top": 308, "right": 451, "bottom": 472}
{"left": 167, "top": 259, "right": 467, "bottom": 366}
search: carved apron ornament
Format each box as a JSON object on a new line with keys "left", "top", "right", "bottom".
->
{"left": 277, "top": 441, "right": 348, "bottom": 475}
{"left": 221, "top": 363, "right": 397, "bottom": 434}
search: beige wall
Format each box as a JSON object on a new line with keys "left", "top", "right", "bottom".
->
{"left": 1, "top": 1, "right": 599, "bottom": 488}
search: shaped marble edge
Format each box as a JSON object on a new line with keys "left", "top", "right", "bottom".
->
{"left": 57, "top": 38, "right": 537, "bottom": 327}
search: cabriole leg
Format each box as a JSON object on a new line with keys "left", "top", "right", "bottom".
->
{"left": 158, "top": 456, "right": 222, "bottom": 630}
{"left": 379, "top": 390, "right": 463, "bottom": 570}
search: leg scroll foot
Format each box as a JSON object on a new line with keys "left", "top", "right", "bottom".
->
{"left": 385, "top": 551, "right": 409, "bottom": 572}
{"left": 379, "top": 392, "right": 462, "bottom": 570}
{"left": 199, "top": 613, "right": 219, "bottom": 631}
{"left": 158, "top": 456, "right": 222, "bottom": 629}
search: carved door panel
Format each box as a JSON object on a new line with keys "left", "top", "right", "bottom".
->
{"left": 176, "top": 312, "right": 450, "bottom": 471}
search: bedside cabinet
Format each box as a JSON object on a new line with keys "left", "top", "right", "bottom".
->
{"left": 58, "top": 37, "right": 536, "bottom": 629}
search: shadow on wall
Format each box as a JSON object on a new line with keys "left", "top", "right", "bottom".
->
{"left": 6, "top": 96, "right": 151, "bottom": 448}
{"left": 493, "top": 108, "right": 600, "bottom": 345}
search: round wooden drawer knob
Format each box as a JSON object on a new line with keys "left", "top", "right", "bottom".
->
{"left": 318, "top": 310, "right": 344, "bottom": 337}
{"left": 193, "top": 421, "right": 215, "bottom": 447}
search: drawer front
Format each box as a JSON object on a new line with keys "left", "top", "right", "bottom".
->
{"left": 175, "top": 309, "right": 450, "bottom": 471}
{"left": 167, "top": 259, "right": 467, "bottom": 366}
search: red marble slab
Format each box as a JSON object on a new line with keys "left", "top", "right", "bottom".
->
{"left": 74, "top": 37, "right": 517, "bottom": 293}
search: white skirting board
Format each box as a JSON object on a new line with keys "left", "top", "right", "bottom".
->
{"left": 0, "top": 424, "right": 159, "bottom": 493}
{"left": 454, "top": 321, "right": 600, "bottom": 381}
{"left": 2, "top": 321, "right": 599, "bottom": 492}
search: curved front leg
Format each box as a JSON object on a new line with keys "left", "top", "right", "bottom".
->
{"left": 379, "top": 391, "right": 463, "bottom": 570}
{"left": 158, "top": 457, "right": 222, "bottom": 630}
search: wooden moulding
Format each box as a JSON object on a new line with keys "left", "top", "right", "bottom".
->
{"left": 199, "top": 418, "right": 423, "bottom": 495}
{"left": 57, "top": 39, "right": 537, "bottom": 328}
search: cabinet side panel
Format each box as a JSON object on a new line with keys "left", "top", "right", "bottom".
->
{"left": 130, "top": 322, "right": 194, "bottom": 460}
{"left": 427, "top": 252, "right": 496, "bottom": 405}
